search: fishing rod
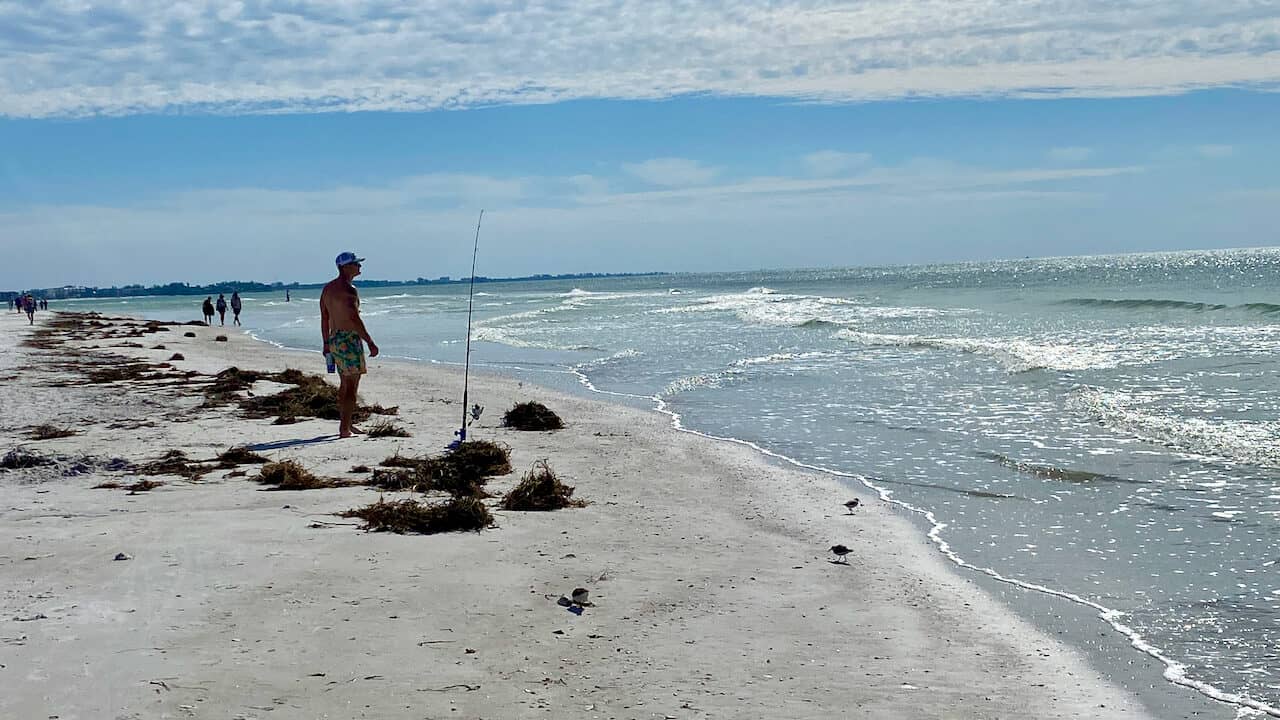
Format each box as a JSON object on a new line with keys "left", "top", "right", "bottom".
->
{"left": 454, "top": 209, "right": 484, "bottom": 446}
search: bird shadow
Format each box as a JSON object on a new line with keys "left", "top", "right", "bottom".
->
{"left": 827, "top": 560, "right": 851, "bottom": 566}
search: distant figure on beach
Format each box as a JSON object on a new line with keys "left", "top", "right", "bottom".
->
{"left": 230, "top": 291, "right": 242, "bottom": 326}
{"left": 286, "top": 289, "right": 291, "bottom": 302}
{"left": 201, "top": 296, "right": 214, "bottom": 325}
{"left": 215, "top": 294, "right": 228, "bottom": 326}
{"left": 321, "top": 251, "right": 379, "bottom": 439}
{"left": 22, "top": 294, "right": 35, "bottom": 325}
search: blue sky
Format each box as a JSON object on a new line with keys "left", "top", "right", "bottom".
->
{"left": 2, "top": 1, "right": 1279, "bottom": 289}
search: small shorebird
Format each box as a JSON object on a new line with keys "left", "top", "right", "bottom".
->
{"left": 843, "top": 499, "right": 860, "bottom": 513}
{"left": 830, "top": 544, "right": 852, "bottom": 563}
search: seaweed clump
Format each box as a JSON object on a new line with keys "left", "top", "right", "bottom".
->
{"left": 340, "top": 496, "right": 492, "bottom": 534}
{"left": 366, "top": 467, "right": 420, "bottom": 491}
{"left": 444, "top": 440, "right": 511, "bottom": 479}
{"left": 1, "top": 449, "right": 55, "bottom": 470}
{"left": 27, "top": 425, "right": 78, "bottom": 440}
{"left": 217, "top": 447, "right": 269, "bottom": 467}
{"left": 501, "top": 460, "right": 585, "bottom": 511}
{"left": 501, "top": 402, "right": 564, "bottom": 431}
{"left": 251, "top": 460, "right": 336, "bottom": 490}
{"left": 137, "top": 450, "right": 212, "bottom": 480}
{"left": 366, "top": 420, "right": 411, "bottom": 438}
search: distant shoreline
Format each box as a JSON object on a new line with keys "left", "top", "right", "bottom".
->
{"left": 3, "top": 271, "right": 669, "bottom": 301}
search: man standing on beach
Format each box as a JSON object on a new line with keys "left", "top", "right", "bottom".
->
{"left": 230, "top": 291, "right": 242, "bottom": 326}
{"left": 320, "top": 252, "right": 379, "bottom": 438}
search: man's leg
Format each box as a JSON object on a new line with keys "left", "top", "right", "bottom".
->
{"left": 338, "top": 373, "right": 362, "bottom": 437}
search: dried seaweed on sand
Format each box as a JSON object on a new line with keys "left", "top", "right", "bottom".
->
{"left": 501, "top": 460, "right": 585, "bottom": 511}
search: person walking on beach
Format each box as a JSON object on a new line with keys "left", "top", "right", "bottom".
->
{"left": 22, "top": 294, "right": 35, "bottom": 325}
{"left": 215, "top": 294, "right": 228, "bottom": 326}
{"left": 320, "top": 251, "right": 379, "bottom": 439}
{"left": 286, "top": 289, "right": 291, "bottom": 302}
{"left": 201, "top": 296, "right": 215, "bottom": 325}
{"left": 230, "top": 291, "right": 242, "bottom": 326}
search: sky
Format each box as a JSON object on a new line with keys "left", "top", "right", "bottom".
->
{"left": 2, "top": 1, "right": 1279, "bottom": 289}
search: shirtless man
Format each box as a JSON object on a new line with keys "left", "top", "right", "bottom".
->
{"left": 320, "top": 251, "right": 379, "bottom": 438}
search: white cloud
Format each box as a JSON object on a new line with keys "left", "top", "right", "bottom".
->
{"left": 1, "top": 1, "right": 1279, "bottom": 117}
{"left": 1196, "top": 144, "right": 1235, "bottom": 158}
{"left": 1, "top": 156, "right": 1151, "bottom": 288}
{"left": 1047, "top": 147, "right": 1094, "bottom": 164}
{"left": 803, "top": 150, "right": 873, "bottom": 177}
{"left": 622, "top": 158, "right": 720, "bottom": 187}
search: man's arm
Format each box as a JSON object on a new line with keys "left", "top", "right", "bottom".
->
{"left": 319, "top": 289, "right": 331, "bottom": 350}
{"left": 347, "top": 293, "right": 379, "bottom": 357}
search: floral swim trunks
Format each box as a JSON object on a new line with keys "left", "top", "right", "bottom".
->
{"left": 327, "top": 330, "right": 366, "bottom": 376}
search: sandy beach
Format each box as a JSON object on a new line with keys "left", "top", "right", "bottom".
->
{"left": 0, "top": 309, "right": 1166, "bottom": 720}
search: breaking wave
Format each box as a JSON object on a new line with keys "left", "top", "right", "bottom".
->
{"left": 1068, "top": 387, "right": 1280, "bottom": 468}
{"left": 835, "top": 330, "right": 1115, "bottom": 373}
{"left": 1060, "top": 298, "right": 1280, "bottom": 315}
{"left": 656, "top": 288, "right": 949, "bottom": 328}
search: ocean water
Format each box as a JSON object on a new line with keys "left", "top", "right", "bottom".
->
{"left": 76, "top": 248, "right": 1280, "bottom": 717}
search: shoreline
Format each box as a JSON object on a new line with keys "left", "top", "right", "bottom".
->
{"left": 0, "top": 310, "right": 1198, "bottom": 718}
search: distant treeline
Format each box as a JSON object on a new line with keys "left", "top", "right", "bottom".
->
{"left": 4, "top": 272, "right": 668, "bottom": 300}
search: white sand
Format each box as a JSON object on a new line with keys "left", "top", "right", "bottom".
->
{"left": 0, "top": 310, "right": 1162, "bottom": 719}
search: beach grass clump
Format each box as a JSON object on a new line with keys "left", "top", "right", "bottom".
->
{"left": 350, "top": 464, "right": 370, "bottom": 473}
{"left": 169, "top": 353, "right": 185, "bottom": 361}
{"left": 26, "top": 424, "right": 78, "bottom": 440}
{"left": 366, "top": 420, "right": 411, "bottom": 438}
{"left": 251, "top": 460, "right": 335, "bottom": 490}
{"left": 501, "top": 402, "right": 565, "bottom": 431}
{"left": 214, "top": 335, "right": 228, "bottom": 342}
{"left": 501, "top": 460, "right": 585, "bottom": 511}
{"left": 217, "top": 447, "right": 269, "bottom": 466}
{"left": 183, "top": 331, "right": 197, "bottom": 338}
{"left": 340, "top": 496, "right": 493, "bottom": 534}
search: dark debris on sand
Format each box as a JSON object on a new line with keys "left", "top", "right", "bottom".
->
{"left": 339, "top": 496, "right": 493, "bottom": 534}
{"left": 1, "top": 448, "right": 56, "bottom": 470}
{"left": 365, "top": 420, "right": 411, "bottom": 438}
{"left": 501, "top": 402, "right": 565, "bottom": 431}
{"left": 251, "top": 460, "right": 344, "bottom": 490}
{"left": 217, "top": 447, "right": 270, "bottom": 467}
{"left": 137, "top": 450, "right": 214, "bottom": 480}
{"left": 26, "top": 424, "right": 78, "bottom": 440}
{"left": 501, "top": 460, "right": 585, "bottom": 511}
